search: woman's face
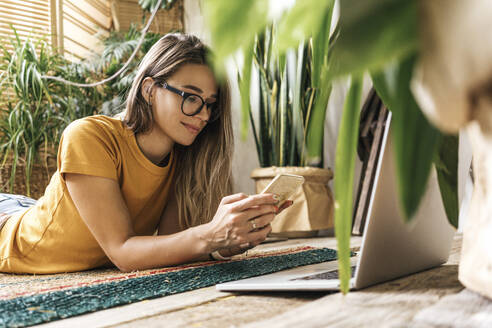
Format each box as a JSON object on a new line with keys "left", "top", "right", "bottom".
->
{"left": 149, "top": 63, "right": 218, "bottom": 146}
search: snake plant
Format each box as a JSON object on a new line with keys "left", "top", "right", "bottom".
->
{"left": 242, "top": 2, "right": 336, "bottom": 168}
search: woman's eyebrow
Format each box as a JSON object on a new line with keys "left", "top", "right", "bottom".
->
{"left": 182, "top": 84, "right": 218, "bottom": 98}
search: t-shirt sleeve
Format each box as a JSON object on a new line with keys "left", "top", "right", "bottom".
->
{"left": 58, "top": 118, "right": 119, "bottom": 181}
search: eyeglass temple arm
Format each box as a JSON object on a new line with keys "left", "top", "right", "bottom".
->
{"left": 163, "top": 82, "right": 186, "bottom": 97}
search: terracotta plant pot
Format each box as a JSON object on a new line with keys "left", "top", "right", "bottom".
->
{"left": 251, "top": 166, "right": 334, "bottom": 237}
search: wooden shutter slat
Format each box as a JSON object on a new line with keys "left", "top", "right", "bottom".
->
{"left": 1, "top": 2, "right": 50, "bottom": 18}
{"left": 65, "top": 0, "right": 111, "bottom": 30}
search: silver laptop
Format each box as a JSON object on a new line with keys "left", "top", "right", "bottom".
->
{"left": 216, "top": 108, "right": 455, "bottom": 292}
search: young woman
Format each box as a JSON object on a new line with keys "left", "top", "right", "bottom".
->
{"left": 0, "top": 33, "right": 291, "bottom": 274}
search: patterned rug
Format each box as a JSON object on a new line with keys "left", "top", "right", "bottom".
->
{"left": 0, "top": 246, "right": 339, "bottom": 328}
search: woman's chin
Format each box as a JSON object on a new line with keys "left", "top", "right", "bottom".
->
{"left": 176, "top": 136, "right": 196, "bottom": 147}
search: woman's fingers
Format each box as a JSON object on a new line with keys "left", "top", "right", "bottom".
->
{"left": 247, "top": 212, "right": 275, "bottom": 231}
{"left": 247, "top": 223, "right": 272, "bottom": 242}
{"left": 221, "top": 193, "right": 249, "bottom": 205}
{"left": 210, "top": 194, "right": 286, "bottom": 251}
{"left": 231, "top": 193, "right": 277, "bottom": 211}
{"left": 240, "top": 204, "right": 277, "bottom": 221}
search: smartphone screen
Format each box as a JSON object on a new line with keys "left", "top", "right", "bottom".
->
{"left": 260, "top": 173, "right": 305, "bottom": 207}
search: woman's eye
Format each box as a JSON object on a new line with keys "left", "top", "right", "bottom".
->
{"left": 186, "top": 95, "right": 200, "bottom": 104}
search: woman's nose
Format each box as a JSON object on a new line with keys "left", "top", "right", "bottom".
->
{"left": 196, "top": 104, "right": 211, "bottom": 122}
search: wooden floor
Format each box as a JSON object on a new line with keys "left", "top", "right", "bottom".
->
{"left": 34, "top": 234, "right": 492, "bottom": 328}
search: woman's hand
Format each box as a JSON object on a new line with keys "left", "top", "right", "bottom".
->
{"left": 203, "top": 194, "right": 294, "bottom": 256}
{"left": 217, "top": 199, "right": 294, "bottom": 257}
{"left": 202, "top": 193, "right": 277, "bottom": 252}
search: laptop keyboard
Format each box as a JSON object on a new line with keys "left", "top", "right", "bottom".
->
{"left": 292, "top": 266, "right": 356, "bottom": 281}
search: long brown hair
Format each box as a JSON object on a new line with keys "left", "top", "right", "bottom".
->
{"left": 123, "top": 33, "right": 233, "bottom": 228}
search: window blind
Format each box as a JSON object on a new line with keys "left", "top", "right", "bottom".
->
{"left": 63, "top": 0, "right": 111, "bottom": 60}
{"left": 0, "top": 0, "right": 52, "bottom": 53}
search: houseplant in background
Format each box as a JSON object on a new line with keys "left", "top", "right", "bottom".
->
{"left": 74, "top": 23, "right": 164, "bottom": 117}
{"left": 0, "top": 30, "right": 101, "bottom": 198}
{"left": 0, "top": 24, "right": 165, "bottom": 199}
{"left": 245, "top": 22, "right": 336, "bottom": 236}
{"left": 202, "top": 0, "right": 462, "bottom": 294}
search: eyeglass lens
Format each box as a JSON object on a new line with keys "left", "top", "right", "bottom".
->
{"left": 183, "top": 95, "right": 219, "bottom": 121}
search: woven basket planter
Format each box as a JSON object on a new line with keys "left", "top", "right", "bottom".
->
{"left": 251, "top": 166, "right": 334, "bottom": 237}
{"left": 0, "top": 154, "right": 57, "bottom": 200}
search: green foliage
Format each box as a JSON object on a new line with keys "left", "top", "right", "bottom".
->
{"left": 276, "top": 0, "right": 335, "bottom": 54}
{"left": 204, "top": 0, "right": 268, "bottom": 77}
{"left": 138, "top": 0, "right": 177, "bottom": 12}
{"left": 238, "top": 43, "right": 254, "bottom": 141}
{"left": 0, "top": 29, "right": 101, "bottom": 195}
{"left": 247, "top": 25, "right": 332, "bottom": 168}
{"left": 371, "top": 55, "right": 440, "bottom": 221}
{"left": 249, "top": 26, "right": 300, "bottom": 167}
{"left": 328, "top": 0, "right": 418, "bottom": 78}
{"left": 434, "top": 134, "right": 459, "bottom": 228}
{"left": 75, "top": 24, "right": 164, "bottom": 116}
{"left": 238, "top": 0, "right": 336, "bottom": 168}
{"left": 0, "top": 25, "right": 164, "bottom": 196}
{"left": 197, "top": 0, "right": 462, "bottom": 293}
{"left": 334, "top": 75, "right": 363, "bottom": 293}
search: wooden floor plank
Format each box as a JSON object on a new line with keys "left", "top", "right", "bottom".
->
{"left": 33, "top": 287, "right": 232, "bottom": 328}
{"left": 239, "top": 264, "right": 464, "bottom": 328}
{"left": 114, "top": 292, "right": 324, "bottom": 328}
{"left": 411, "top": 289, "right": 492, "bottom": 328}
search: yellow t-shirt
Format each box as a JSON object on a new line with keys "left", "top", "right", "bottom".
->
{"left": 0, "top": 115, "right": 175, "bottom": 274}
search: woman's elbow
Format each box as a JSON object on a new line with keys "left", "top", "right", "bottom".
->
{"left": 109, "top": 254, "right": 134, "bottom": 272}
{"left": 107, "top": 243, "right": 137, "bottom": 272}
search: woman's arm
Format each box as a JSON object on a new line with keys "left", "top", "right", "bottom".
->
{"left": 157, "top": 191, "right": 181, "bottom": 236}
{"left": 66, "top": 173, "right": 278, "bottom": 271}
{"left": 158, "top": 192, "right": 294, "bottom": 260}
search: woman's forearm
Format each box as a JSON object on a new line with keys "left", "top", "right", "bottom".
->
{"left": 115, "top": 224, "right": 212, "bottom": 271}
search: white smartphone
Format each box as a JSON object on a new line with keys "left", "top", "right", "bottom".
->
{"left": 260, "top": 173, "right": 305, "bottom": 208}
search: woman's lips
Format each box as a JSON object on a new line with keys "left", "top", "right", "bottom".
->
{"left": 182, "top": 122, "right": 200, "bottom": 134}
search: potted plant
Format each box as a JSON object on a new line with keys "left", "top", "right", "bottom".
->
{"left": 0, "top": 25, "right": 164, "bottom": 199}
{"left": 0, "top": 31, "right": 75, "bottom": 198}
{"left": 243, "top": 22, "right": 336, "bottom": 237}
{"left": 203, "top": 0, "right": 463, "bottom": 294}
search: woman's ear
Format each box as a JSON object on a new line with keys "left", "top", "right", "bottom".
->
{"left": 140, "top": 77, "right": 154, "bottom": 103}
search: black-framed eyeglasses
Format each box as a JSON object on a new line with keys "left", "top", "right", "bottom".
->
{"left": 161, "top": 82, "right": 220, "bottom": 122}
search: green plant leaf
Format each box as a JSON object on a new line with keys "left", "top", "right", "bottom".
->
{"left": 334, "top": 75, "right": 363, "bottom": 294}
{"left": 138, "top": 0, "right": 176, "bottom": 12}
{"left": 279, "top": 62, "right": 289, "bottom": 166}
{"left": 372, "top": 55, "right": 440, "bottom": 220}
{"left": 302, "top": 2, "right": 335, "bottom": 167}
{"left": 310, "top": 2, "right": 334, "bottom": 89}
{"left": 434, "top": 134, "right": 459, "bottom": 228}
{"left": 291, "top": 42, "right": 306, "bottom": 165}
{"left": 204, "top": 0, "right": 268, "bottom": 76}
{"left": 276, "top": 0, "right": 334, "bottom": 54}
{"left": 329, "top": 0, "right": 418, "bottom": 79}
{"left": 304, "top": 77, "right": 331, "bottom": 167}
{"left": 258, "top": 57, "right": 273, "bottom": 166}
{"left": 239, "top": 43, "right": 254, "bottom": 140}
